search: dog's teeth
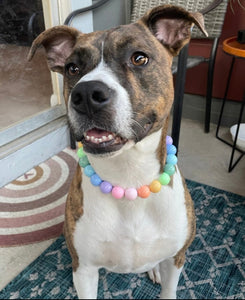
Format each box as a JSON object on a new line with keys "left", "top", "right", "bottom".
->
{"left": 85, "top": 133, "right": 118, "bottom": 144}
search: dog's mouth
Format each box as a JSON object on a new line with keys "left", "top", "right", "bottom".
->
{"left": 81, "top": 128, "right": 128, "bottom": 154}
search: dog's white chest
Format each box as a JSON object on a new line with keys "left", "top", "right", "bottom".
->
{"left": 73, "top": 169, "right": 188, "bottom": 274}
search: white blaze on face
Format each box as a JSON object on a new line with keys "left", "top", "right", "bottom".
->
{"left": 69, "top": 55, "right": 133, "bottom": 139}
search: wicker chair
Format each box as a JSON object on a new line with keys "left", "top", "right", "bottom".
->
{"left": 131, "top": 0, "right": 228, "bottom": 149}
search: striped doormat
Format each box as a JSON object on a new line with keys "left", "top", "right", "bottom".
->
{"left": 0, "top": 148, "right": 78, "bottom": 247}
{"left": 0, "top": 180, "right": 244, "bottom": 299}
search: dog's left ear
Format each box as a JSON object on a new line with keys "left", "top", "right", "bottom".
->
{"left": 140, "top": 5, "right": 208, "bottom": 56}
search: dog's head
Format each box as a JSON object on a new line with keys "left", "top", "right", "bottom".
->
{"left": 28, "top": 5, "right": 207, "bottom": 156}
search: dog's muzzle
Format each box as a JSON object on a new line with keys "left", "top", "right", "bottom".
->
{"left": 69, "top": 80, "right": 154, "bottom": 155}
{"left": 69, "top": 80, "right": 128, "bottom": 155}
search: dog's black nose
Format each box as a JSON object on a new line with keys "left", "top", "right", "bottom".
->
{"left": 71, "top": 81, "right": 112, "bottom": 116}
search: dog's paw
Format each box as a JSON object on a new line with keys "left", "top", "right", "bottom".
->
{"left": 160, "top": 290, "right": 176, "bottom": 299}
{"left": 147, "top": 265, "right": 161, "bottom": 284}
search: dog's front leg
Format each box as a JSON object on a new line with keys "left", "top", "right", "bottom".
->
{"left": 73, "top": 266, "right": 99, "bottom": 299}
{"left": 159, "top": 258, "right": 183, "bottom": 299}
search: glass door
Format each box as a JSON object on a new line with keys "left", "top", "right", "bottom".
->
{"left": 0, "top": 0, "right": 67, "bottom": 149}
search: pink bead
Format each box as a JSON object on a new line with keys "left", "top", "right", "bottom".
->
{"left": 125, "top": 188, "right": 138, "bottom": 200}
{"left": 111, "top": 186, "right": 124, "bottom": 199}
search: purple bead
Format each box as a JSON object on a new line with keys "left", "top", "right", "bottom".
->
{"left": 100, "top": 181, "right": 113, "bottom": 194}
{"left": 166, "top": 135, "right": 173, "bottom": 145}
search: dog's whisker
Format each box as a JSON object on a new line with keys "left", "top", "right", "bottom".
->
{"left": 130, "top": 118, "right": 145, "bottom": 130}
{"left": 132, "top": 112, "right": 153, "bottom": 124}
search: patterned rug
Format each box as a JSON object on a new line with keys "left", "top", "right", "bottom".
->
{"left": 0, "top": 148, "right": 78, "bottom": 247}
{"left": 0, "top": 180, "right": 244, "bottom": 299}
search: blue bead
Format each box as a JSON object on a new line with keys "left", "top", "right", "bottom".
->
{"left": 84, "top": 165, "right": 95, "bottom": 177}
{"left": 90, "top": 174, "right": 102, "bottom": 186}
{"left": 167, "top": 144, "right": 177, "bottom": 155}
{"left": 166, "top": 154, "right": 178, "bottom": 165}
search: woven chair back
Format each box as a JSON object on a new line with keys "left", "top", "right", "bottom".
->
{"left": 131, "top": 0, "right": 229, "bottom": 38}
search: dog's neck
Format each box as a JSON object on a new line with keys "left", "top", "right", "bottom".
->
{"left": 86, "top": 128, "right": 166, "bottom": 189}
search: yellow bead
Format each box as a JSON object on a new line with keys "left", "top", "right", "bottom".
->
{"left": 78, "top": 142, "right": 83, "bottom": 148}
{"left": 149, "top": 180, "right": 162, "bottom": 193}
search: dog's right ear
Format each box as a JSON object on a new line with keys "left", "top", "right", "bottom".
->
{"left": 140, "top": 5, "right": 208, "bottom": 56}
{"left": 28, "top": 25, "right": 80, "bottom": 74}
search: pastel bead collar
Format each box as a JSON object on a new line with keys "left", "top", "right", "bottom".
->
{"left": 77, "top": 136, "right": 177, "bottom": 200}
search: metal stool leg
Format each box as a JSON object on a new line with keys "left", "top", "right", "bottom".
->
{"left": 205, "top": 37, "right": 219, "bottom": 133}
{"left": 171, "top": 44, "right": 189, "bottom": 153}
{"left": 216, "top": 56, "right": 244, "bottom": 172}
{"left": 228, "top": 93, "right": 245, "bottom": 172}
{"left": 216, "top": 56, "right": 235, "bottom": 140}
{"left": 70, "top": 129, "right": 76, "bottom": 149}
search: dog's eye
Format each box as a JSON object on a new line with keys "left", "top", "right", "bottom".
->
{"left": 131, "top": 52, "right": 149, "bottom": 66}
{"left": 67, "top": 63, "right": 80, "bottom": 76}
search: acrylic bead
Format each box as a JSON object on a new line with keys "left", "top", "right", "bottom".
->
{"left": 149, "top": 180, "right": 162, "bottom": 193}
{"left": 84, "top": 165, "right": 95, "bottom": 177}
{"left": 166, "top": 136, "right": 173, "bottom": 145}
{"left": 90, "top": 174, "right": 102, "bottom": 186}
{"left": 125, "top": 188, "right": 138, "bottom": 200}
{"left": 159, "top": 172, "right": 171, "bottom": 185}
{"left": 112, "top": 186, "right": 124, "bottom": 199}
{"left": 100, "top": 181, "right": 113, "bottom": 194}
{"left": 164, "top": 164, "right": 176, "bottom": 176}
{"left": 167, "top": 144, "right": 177, "bottom": 155}
{"left": 137, "top": 185, "right": 151, "bottom": 198}
{"left": 166, "top": 154, "right": 178, "bottom": 165}
{"left": 79, "top": 155, "right": 90, "bottom": 168}
{"left": 76, "top": 136, "right": 177, "bottom": 200}
{"left": 77, "top": 147, "right": 85, "bottom": 158}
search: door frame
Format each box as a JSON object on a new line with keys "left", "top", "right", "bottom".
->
{"left": 0, "top": 0, "right": 93, "bottom": 187}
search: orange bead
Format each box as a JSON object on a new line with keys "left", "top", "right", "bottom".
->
{"left": 149, "top": 180, "right": 162, "bottom": 193}
{"left": 137, "top": 185, "right": 151, "bottom": 198}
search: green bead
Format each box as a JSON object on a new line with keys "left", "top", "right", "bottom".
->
{"left": 164, "top": 164, "right": 176, "bottom": 176}
{"left": 79, "top": 155, "right": 89, "bottom": 168}
{"left": 159, "top": 172, "right": 171, "bottom": 185}
{"left": 77, "top": 147, "right": 85, "bottom": 158}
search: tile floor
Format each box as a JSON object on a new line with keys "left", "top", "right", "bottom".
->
{"left": 0, "top": 117, "right": 244, "bottom": 291}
